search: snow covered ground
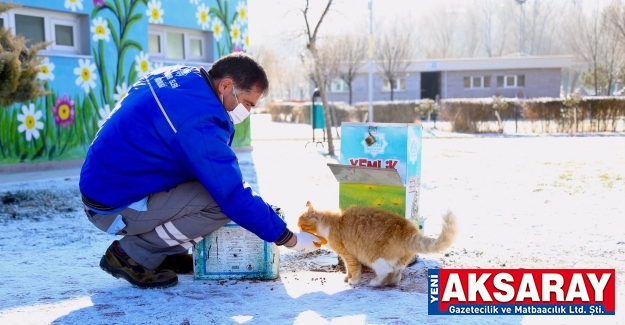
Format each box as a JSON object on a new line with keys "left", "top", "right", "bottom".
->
{"left": 0, "top": 115, "right": 624, "bottom": 325}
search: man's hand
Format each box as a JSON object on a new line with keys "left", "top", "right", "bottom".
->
{"left": 285, "top": 232, "right": 323, "bottom": 253}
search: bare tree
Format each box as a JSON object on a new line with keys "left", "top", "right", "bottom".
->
{"left": 601, "top": 10, "right": 623, "bottom": 95}
{"left": 568, "top": 5, "right": 605, "bottom": 95}
{"left": 605, "top": 0, "right": 625, "bottom": 94}
{"left": 249, "top": 44, "right": 309, "bottom": 103}
{"left": 607, "top": 0, "right": 625, "bottom": 41}
{"left": 375, "top": 21, "right": 416, "bottom": 101}
{"left": 523, "top": 0, "right": 566, "bottom": 55}
{"left": 332, "top": 33, "right": 366, "bottom": 105}
{"left": 420, "top": 5, "right": 457, "bottom": 58}
{"left": 463, "top": 5, "right": 480, "bottom": 57}
{"left": 476, "top": 0, "right": 510, "bottom": 57}
{"left": 301, "top": 0, "right": 336, "bottom": 155}
{"left": 303, "top": 36, "right": 341, "bottom": 93}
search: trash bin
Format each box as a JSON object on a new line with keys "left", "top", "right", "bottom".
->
{"left": 311, "top": 88, "right": 325, "bottom": 130}
{"left": 306, "top": 88, "right": 326, "bottom": 147}
{"left": 311, "top": 103, "right": 325, "bottom": 130}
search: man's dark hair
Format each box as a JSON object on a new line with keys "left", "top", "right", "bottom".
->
{"left": 208, "top": 52, "right": 269, "bottom": 96}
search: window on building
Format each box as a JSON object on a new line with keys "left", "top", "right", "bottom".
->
{"left": 50, "top": 18, "right": 77, "bottom": 51}
{"left": 463, "top": 75, "right": 490, "bottom": 88}
{"left": 3, "top": 9, "right": 84, "bottom": 54}
{"left": 382, "top": 78, "right": 406, "bottom": 91}
{"left": 329, "top": 79, "right": 349, "bottom": 92}
{"left": 0, "top": 13, "right": 8, "bottom": 28}
{"left": 166, "top": 31, "right": 185, "bottom": 59}
{"left": 497, "top": 76, "right": 504, "bottom": 87}
{"left": 497, "top": 75, "right": 525, "bottom": 88}
{"left": 149, "top": 25, "right": 213, "bottom": 64}
{"left": 148, "top": 33, "right": 162, "bottom": 55}
{"left": 15, "top": 14, "right": 45, "bottom": 47}
{"left": 189, "top": 37, "right": 203, "bottom": 58}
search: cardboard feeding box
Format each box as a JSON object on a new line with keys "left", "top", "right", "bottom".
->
{"left": 193, "top": 207, "right": 285, "bottom": 280}
{"left": 193, "top": 223, "right": 280, "bottom": 280}
{"left": 329, "top": 122, "right": 423, "bottom": 229}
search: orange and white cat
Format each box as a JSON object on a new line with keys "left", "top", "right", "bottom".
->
{"left": 297, "top": 201, "right": 457, "bottom": 287}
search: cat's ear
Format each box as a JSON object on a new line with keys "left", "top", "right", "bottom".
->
{"left": 306, "top": 201, "right": 315, "bottom": 214}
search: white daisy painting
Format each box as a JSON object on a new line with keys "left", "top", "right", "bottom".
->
{"left": 236, "top": 1, "right": 247, "bottom": 24}
{"left": 64, "top": 0, "right": 84, "bottom": 12}
{"left": 74, "top": 59, "right": 98, "bottom": 93}
{"left": 114, "top": 82, "right": 130, "bottom": 106}
{"left": 146, "top": 0, "right": 164, "bottom": 24}
{"left": 17, "top": 103, "right": 44, "bottom": 142}
{"left": 38, "top": 57, "right": 55, "bottom": 81}
{"left": 241, "top": 29, "right": 250, "bottom": 52}
{"left": 212, "top": 19, "right": 224, "bottom": 42}
{"left": 135, "top": 51, "right": 151, "bottom": 78}
{"left": 97, "top": 104, "right": 112, "bottom": 128}
{"left": 91, "top": 17, "right": 111, "bottom": 42}
{"left": 196, "top": 3, "right": 210, "bottom": 30}
{"left": 230, "top": 21, "right": 242, "bottom": 46}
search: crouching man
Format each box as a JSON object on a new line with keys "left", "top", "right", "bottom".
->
{"left": 80, "top": 52, "right": 321, "bottom": 288}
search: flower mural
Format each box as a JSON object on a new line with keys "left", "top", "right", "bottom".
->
{"left": 135, "top": 51, "right": 151, "bottom": 78}
{"left": 146, "top": 0, "right": 164, "bottom": 24}
{"left": 17, "top": 104, "right": 44, "bottom": 141}
{"left": 65, "top": 0, "right": 84, "bottom": 12}
{"left": 197, "top": 3, "right": 210, "bottom": 30}
{"left": 91, "top": 17, "right": 111, "bottom": 42}
{"left": 114, "top": 82, "right": 130, "bottom": 107}
{"left": 74, "top": 59, "right": 98, "bottom": 93}
{"left": 207, "top": 0, "right": 252, "bottom": 147}
{"left": 212, "top": 19, "right": 224, "bottom": 42}
{"left": 230, "top": 21, "right": 242, "bottom": 47}
{"left": 0, "top": 0, "right": 250, "bottom": 164}
{"left": 209, "top": 0, "right": 249, "bottom": 56}
{"left": 37, "top": 58, "right": 55, "bottom": 81}
{"left": 52, "top": 95, "right": 76, "bottom": 129}
{"left": 236, "top": 1, "right": 247, "bottom": 24}
{"left": 98, "top": 104, "right": 112, "bottom": 128}
{"left": 241, "top": 29, "right": 249, "bottom": 52}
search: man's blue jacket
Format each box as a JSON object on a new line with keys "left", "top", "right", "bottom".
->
{"left": 79, "top": 65, "right": 288, "bottom": 243}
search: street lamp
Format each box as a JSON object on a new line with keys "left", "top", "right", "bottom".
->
{"left": 516, "top": 0, "right": 526, "bottom": 56}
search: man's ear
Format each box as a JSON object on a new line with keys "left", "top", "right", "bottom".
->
{"left": 215, "top": 78, "right": 233, "bottom": 95}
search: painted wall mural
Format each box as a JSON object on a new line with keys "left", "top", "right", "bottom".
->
{"left": 0, "top": 0, "right": 250, "bottom": 166}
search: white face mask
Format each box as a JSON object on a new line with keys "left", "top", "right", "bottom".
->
{"left": 225, "top": 87, "right": 250, "bottom": 124}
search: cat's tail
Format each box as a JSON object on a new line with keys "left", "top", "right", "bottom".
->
{"left": 408, "top": 211, "right": 457, "bottom": 254}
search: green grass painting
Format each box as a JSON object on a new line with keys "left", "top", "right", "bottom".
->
{"left": 339, "top": 183, "right": 406, "bottom": 216}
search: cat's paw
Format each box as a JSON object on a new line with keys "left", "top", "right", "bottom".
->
{"left": 368, "top": 278, "right": 383, "bottom": 287}
{"left": 348, "top": 278, "right": 360, "bottom": 285}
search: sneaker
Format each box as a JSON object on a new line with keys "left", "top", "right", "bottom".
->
{"left": 156, "top": 253, "right": 194, "bottom": 274}
{"left": 99, "top": 241, "right": 178, "bottom": 288}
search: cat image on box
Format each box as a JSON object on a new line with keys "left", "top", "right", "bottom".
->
{"left": 297, "top": 201, "right": 457, "bottom": 287}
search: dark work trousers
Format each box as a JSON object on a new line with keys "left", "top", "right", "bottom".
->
{"left": 85, "top": 181, "right": 231, "bottom": 270}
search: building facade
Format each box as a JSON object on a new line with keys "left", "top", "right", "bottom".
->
{"left": 326, "top": 55, "right": 573, "bottom": 104}
{"left": 0, "top": 0, "right": 249, "bottom": 168}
